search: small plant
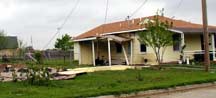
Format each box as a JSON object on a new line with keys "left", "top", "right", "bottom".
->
{"left": 135, "top": 68, "right": 144, "bottom": 81}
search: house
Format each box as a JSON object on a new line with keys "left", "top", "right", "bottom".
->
{"left": 0, "top": 36, "right": 19, "bottom": 57}
{"left": 73, "top": 16, "right": 216, "bottom": 66}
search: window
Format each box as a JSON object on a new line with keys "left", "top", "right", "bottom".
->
{"left": 173, "top": 34, "right": 181, "bottom": 51}
{"left": 115, "top": 43, "right": 122, "bottom": 53}
{"left": 140, "top": 44, "right": 147, "bottom": 52}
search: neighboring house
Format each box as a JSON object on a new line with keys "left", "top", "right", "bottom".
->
{"left": 0, "top": 36, "right": 19, "bottom": 57}
{"left": 73, "top": 16, "right": 216, "bottom": 66}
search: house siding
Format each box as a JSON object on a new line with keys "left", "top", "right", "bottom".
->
{"left": 184, "top": 34, "right": 202, "bottom": 59}
{"left": 80, "top": 41, "right": 93, "bottom": 65}
{"left": 132, "top": 33, "right": 180, "bottom": 65}
{"left": 73, "top": 42, "right": 80, "bottom": 61}
{"left": 73, "top": 32, "right": 209, "bottom": 65}
{"left": 185, "top": 34, "right": 202, "bottom": 51}
{"left": 0, "top": 49, "right": 19, "bottom": 57}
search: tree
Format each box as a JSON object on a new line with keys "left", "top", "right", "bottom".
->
{"left": 18, "top": 40, "right": 27, "bottom": 58}
{"left": 0, "top": 30, "right": 7, "bottom": 50}
{"left": 138, "top": 12, "right": 177, "bottom": 66}
{"left": 55, "top": 34, "right": 74, "bottom": 63}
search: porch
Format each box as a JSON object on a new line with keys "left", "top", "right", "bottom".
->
{"left": 183, "top": 33, "right": 216, "bottom": 63}
{"left": 91, "top": 35, "right": 133, "bottom": 66}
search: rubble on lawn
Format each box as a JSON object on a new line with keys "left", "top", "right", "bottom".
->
{"left": 0, "top": 65, "right": 138, "bottom": 82}
{"left": 0, "top": 64, "right": 77, "bottom": 82}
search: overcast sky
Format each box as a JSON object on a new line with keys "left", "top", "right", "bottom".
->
{"left": 0, "top": 0, "right": 215, "bottom": 49}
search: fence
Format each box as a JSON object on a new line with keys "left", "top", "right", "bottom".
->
{"left": 0, "top": 50, "right": 76, "bottom": 66}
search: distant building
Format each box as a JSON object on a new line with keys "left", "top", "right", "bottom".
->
{"left": 0, "top": 36, "right": 19, "bottom": 57}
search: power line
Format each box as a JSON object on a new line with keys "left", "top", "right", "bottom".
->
{"left": 42, "top": 0, "right": 80, "bottom": 50}
{"left": 59, "top": 0, "right": 81, "bottom": 30}
{"left": 170, "top": 0, "right": 184, "bottom": 18}
{"left": 42, "top": 28, "right": 61, "bottom": 50}
{"left": 102, "top": 0, "right": 109, "bottom": 33}
{"left": 128, "top": 0, "right": 148, "bottom": 19}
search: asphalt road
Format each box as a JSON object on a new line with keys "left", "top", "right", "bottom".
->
{"left": 134, "top": 86, "right": 216, "bottom": 98}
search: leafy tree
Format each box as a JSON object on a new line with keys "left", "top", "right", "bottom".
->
{"left": 55, "top": 34, "right": 74, "bottom": 63}
{"left": 138, "top": 12, "right": 177, "bottom": 66}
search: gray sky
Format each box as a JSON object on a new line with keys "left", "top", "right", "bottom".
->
{"left": 0, "top": 0, "right": 215, "bottom": 49}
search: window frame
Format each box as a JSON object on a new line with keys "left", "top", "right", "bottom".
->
{"left": 140, "top": 43, "right": 147, "bottom": 53}
{"left": 173, "top": 34, "right": 181, "bottom": 51}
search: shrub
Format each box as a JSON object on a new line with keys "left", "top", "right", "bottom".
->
{"left": 72, "top": 60, "right": 79, "bottom": 66}
{"left": 34, "top": 52, "right": 43, "bottom": 64}
{"left": 25, "top": 65, "right": 51, "bottom": 86}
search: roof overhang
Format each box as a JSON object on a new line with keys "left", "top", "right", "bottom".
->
{"left": 174, "top": 27, "right": 216, "bottom": 33}
{"left": 74, "top": 27, "right": 216, "bottom": 42}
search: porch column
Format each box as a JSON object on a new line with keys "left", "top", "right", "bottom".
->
{"left": 108, "top": 38, "right": 112, "bottom": 66}
{"left": 122, "top": 44, "right": 129, "bottom": 65}
{"left": 181, "top": 33, "right": 185, "bottom": 46}
{"left": 211, "top": 34, "right": 216, "bottom": 61}
{"left": 130, "top": 40, "right": 133, "bottom": 65}
{"left": 78, "top": 42, "right": 82, "bottom": 65}
{"left": 181, "top": 33, "right": 185, "bottom": 62}
{"left": 92, "top": 40, "right": 96, "bottom": 66}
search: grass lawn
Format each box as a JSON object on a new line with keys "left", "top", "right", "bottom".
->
{"left": 163, "top": 63, "right": 216, "bottom": 70}
{"left": 1, "top": 68, "right": 216, "bottom": 98}
{"left": 0, "top": 59, "right": 93, "bottom": 69}
{"left": 25, "top": 59, "right": 81, "bottom": 68}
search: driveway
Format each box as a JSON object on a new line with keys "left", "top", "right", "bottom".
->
{"left": 134, "top": 86, "right": 216, "bottom": 98}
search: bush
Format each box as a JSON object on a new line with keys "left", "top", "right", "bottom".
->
{"left": 25, "top": 65, "right": 51, "bottom": 86}
{"left": 72, "top": 60, "right": 79, "bottom": 66}
{"left": 34, "top": 52, "right": 43, "bottom": 64}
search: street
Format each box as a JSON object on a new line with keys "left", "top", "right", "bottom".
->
{"left": 134, "top": 86, "right": 216, "bottom": 98}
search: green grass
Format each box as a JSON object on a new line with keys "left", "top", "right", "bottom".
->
{"left": 0, "top": 59, "right": 93, "bottom": 69}
{"left": 1, "top": 68, "right": 216, "bottom": 98}
{"left": 163, "top": 63, "right": 216, "bottom": 70}
{"left": 25, "top": 59, "right": 80, "bottom": 68}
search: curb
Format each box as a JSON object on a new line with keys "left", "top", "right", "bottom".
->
{"left": 95, "top": 82, "right": 216, "bottom": 98}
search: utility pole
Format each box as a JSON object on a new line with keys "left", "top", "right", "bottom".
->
{"left": 31, "top": 36, "right": 33, "bottom": 48}
{"left": 202, "top": 0, "right": 210, "bottom": 72}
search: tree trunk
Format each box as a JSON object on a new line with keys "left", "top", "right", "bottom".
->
{"left": 63, "top": 51, "right": 66, "bottom": 64}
